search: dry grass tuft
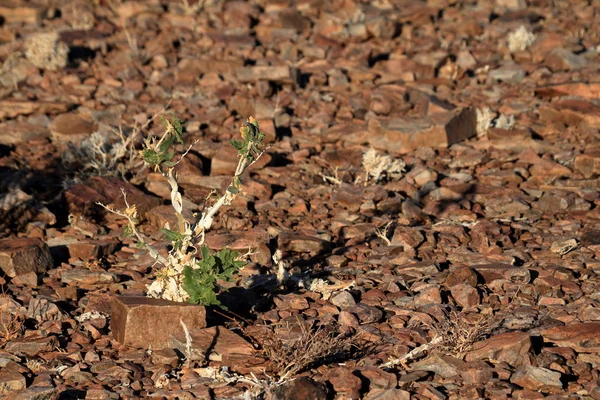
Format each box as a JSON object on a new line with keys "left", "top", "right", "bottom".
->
{"left": 0, "top": 287, "right": 24, "bottom": 345}
{"left": 25, "top": 32, "right": 69, "bottom": 71}
{"left": 507, "top": 25, "right": 536, "bottom": 53}
{"left": 427, "top": 310, "right": 497, "bottom": 358}
{"left": 251, "top": 320, "right": 355, "bottom": 382}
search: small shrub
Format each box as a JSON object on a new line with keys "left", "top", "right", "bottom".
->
{"left": 362, "top": 147, "right": 405, "bottom": 184}
{"left": 250, "top": 320, "right": 355, "bottom": 382}
{"left": 507, "top": 26, "right": 536, "bottom": 53}
{"left": 100, "top": 115, "right": 267, "bottom": 306}
{"left": 25, "top": 32, "right": 69, "bottom": 71}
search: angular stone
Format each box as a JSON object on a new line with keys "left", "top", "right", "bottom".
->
{"left": 363, "top": 108, "right": 477, "bottom": 154}
{"left": 0, "top": 122, "right": 49, "bottom": 145}
{"left": 331, "top": 291, "right": 356, "bottom": 309}
{"left": 0, "top": 100, "right": 69, "bottom": 119}
{"left": 270, "top": 377, "right": 329, "bottom": 400}
{"left": 110, "top": 295, "right": 206, "bottom": 349}
{"left": 67, "top": 239, "right": 118, "bottom": 260}
{"left": 466, "top": 331, "right": 531, "bottom": 366}
{"left": 278, "top": 231, "right": 332, "bottom": 254}
{"left": 574, "top": 152, "right": 600, "bottom": 178}
{"left": 325, "top": 367, "right": 362, "bottom": 399}
{"left": 0, "top": 237, "right": 53, "bottom": 278}
{"left": 540, "top": 323, "right": 600, "bottom": 353}
{"left": 511, "top": 365, "right": 562, "bottom": 392}
{"left": 236, "top": 65, "right": 298, "bottom": 84}
{"left": 472, "top": 264, "right": 530, "bottom": 284}
{"left": 50, "top": 113, "right": 98, "bottom": 146}
{"left": 65, "top": 176, "right": 160, "bottom": 219}
{"left": 413, "top": 354, "right": 465, "bottom": 378}
{"left": 0, "top": 372, "right": 26, "bottom": 394}
{"left": 545, "top": 48, "right": 587, "bottom": 72}
{"left": 445, "top": 266, "right": 478, "bottom": 287}
{"left": 358, "top": 367, "right": 397, "bottom": 390}
{"left": 0, "top": 5, "right": 46, "bottom": 24}
{"left": 4, "top": 336, "right": 58, "bottom": 356}
{"left": 61, "top": 269, "right": 116, "bottom": 285}
{"left": 364, "top": 389, "right": 410, "bottom": 400}
{"left": 169, "top": 326, "right": 254, "bottom": 367}
{"left": 535, "top": 83, "right": 600, "bottom": 100}
{"left": 450, "top": 283, "right": 480, "bottom": 308}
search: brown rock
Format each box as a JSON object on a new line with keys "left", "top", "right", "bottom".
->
{"left": 466, "top": 331, "right": 531, "bottom": 366}
{"left": 236, "top": 65, "right": 298, "bottom": 84}
{"left": 363, "top": 108, "right": 477, "bottom": 154}
{"left": 574, "top": 152, "right": 600, "bottom": 178}
{"left": 540, "top": 323, "right": 600, "bottom": 353}
{"left": 169, "top": 326, "right": 255, "bottom": 369}
{"left": 278, "top": 231, "right": 332, "bottom": 254}
{"left": 0, "top": 372, "right": 26, "bottom": 394}
{"left": 445, "top": 266, "right": 478, "bottom": 287}
{"left": 0, "top": 237, "right": 53, "bottom": 278}
{"left": 61, "top": 269, "right": 116, "bottom": 285}
{"left": 0, "top": 100, "right": 69, "bottom": 119}
{"left": 0, "top": 122, "right": 49, "bottom": 145}
{"left": 544, "top": 48, "right": 587, "bottom": 72}
{"left": 325, "top": 367, "right": 362, "bottom": 399}
{"left": 511, "top": 365, "right": 562, "bottom": 392}
{"left": 68, "top": 238, "right": 118, "bottom": 260}
{"left": 50, "top": 113, "right": 98, "bottom": 145}
{"left": 450, "top": 283, "right": 480, "bottom": 308}
{"left": 0, "top": 5, "right": 45, "bottom": 24}
{"left": 364, "top": 389, "right": 410, "bottom": 400}
{"left": 358, "top": 367, "right": 397, "bottom": 390}
{"left": 535, "top": 83, "right": 600, "bottom": 100}
{"left": 413, "top": 354, "right": 464, "bottom": 379}
{"left": 4, "top": 336, "right": 58, "bottom": 356}
{"left": 472, "top": 263, "right": 530, "bottom": 284}
{"left": 269, "top": 377, "right": 328, "bottom": 400}
{"left": 110, "top": 295, "right": 206, "bottom": 349}
{"left": 65, "top": 176, "right": 160, "bottom": 219}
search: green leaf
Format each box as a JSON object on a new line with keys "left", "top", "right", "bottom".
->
{"left": 227, "top": 185, "right": 239, "bottom": 194}
{"left": 181, "top": 245, "right": 246, "bottom": 308}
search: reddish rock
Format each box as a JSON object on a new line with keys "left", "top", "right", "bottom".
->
{"left": 472, "top": 264, "right": 530, "bottom": 284}
{"left": 450, "top": 284, "right": 480, "bottom": 308}
{"left": 511, "top": 365, "right": 563, "bottom": 392}
{"left": 110, "top": 296, "right": 206, "bottom": 349}
{"left": 466, "top": 331, "right": 531, "bottom": 366}
{"left": 0, "top": 371, "right": 26, "bottom": 395}
{"left": 269, "top": 377, "right": 328, "bottom": 400}
{"left": 0, "top": 237, "right": 53, "bottom": 278}
{"left": 325, "top": 367, "right": 363, "bottom": 399}
{"left": 65, "top": 176, "right": 160, "bottom": 219}
{"left": 169, "top": 326, "right": 255, "bottom": 369}
{"left": 541, "top": 323, "right": 600, "bottom": 353}
{"left": 50, "top": 113, "right": 98, "bottom": 145}
{"left": 236, "top": 65, "right": 298, "bottom": 84}
{"left": 360, "top": 108, "right": 477, "bottom": 154}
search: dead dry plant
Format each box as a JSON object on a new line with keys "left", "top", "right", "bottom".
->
{"left": 251, "top": 320, "right": 355, "bottom": 382}
{"left": 62, "top": 102, "right": 171, "bottom": 183}
{"left": 25, "top": 31, "right": 69, "bottom": 71}
{"left": 381, "top": 310, "right": 500, "bottom": 369}
{"left": 362, "top": 147, "right": 405, "bottom": 184}
{"left": 0, "top": 287, "right": 23, "bottom": 345}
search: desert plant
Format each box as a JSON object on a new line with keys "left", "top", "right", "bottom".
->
{"left": 250, "top": 320, "right": 355, "bottom": 382}
{"left": 25, "top": 32, "right": 69, "bottom": 71}
{"left": 0, "top": 286, "right": 23, "bottom": 345}
{"left": 99, "top": 115, "right": 266, "bottom": 306}
{"left": 362, "top": 147, "right": 405, "bottom": 184}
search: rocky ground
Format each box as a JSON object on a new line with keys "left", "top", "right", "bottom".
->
{"left": 0, "top": 0, "right": 600, "bottom": 399}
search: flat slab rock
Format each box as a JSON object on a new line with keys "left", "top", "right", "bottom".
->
{"left": 345, "top": 107, "right": 477, "bottom": 154}
{"left": 110, "top": 295, "right": 206, "bottom": 350}
{"left": 0, "top": 237, "right": 53, "bottom": 278}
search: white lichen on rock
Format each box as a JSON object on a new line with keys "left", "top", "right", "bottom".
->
{"left": 25, "top": 32, "right": 69, "bottom": 71}
{"left": 362, "top": 147, "right": 405, "bottom": 183}
{"left": 495, "top": 114, "right": 515, "bottom": 130}
{"left": 507, "top": 26, "right": 536, "bottom": 53}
